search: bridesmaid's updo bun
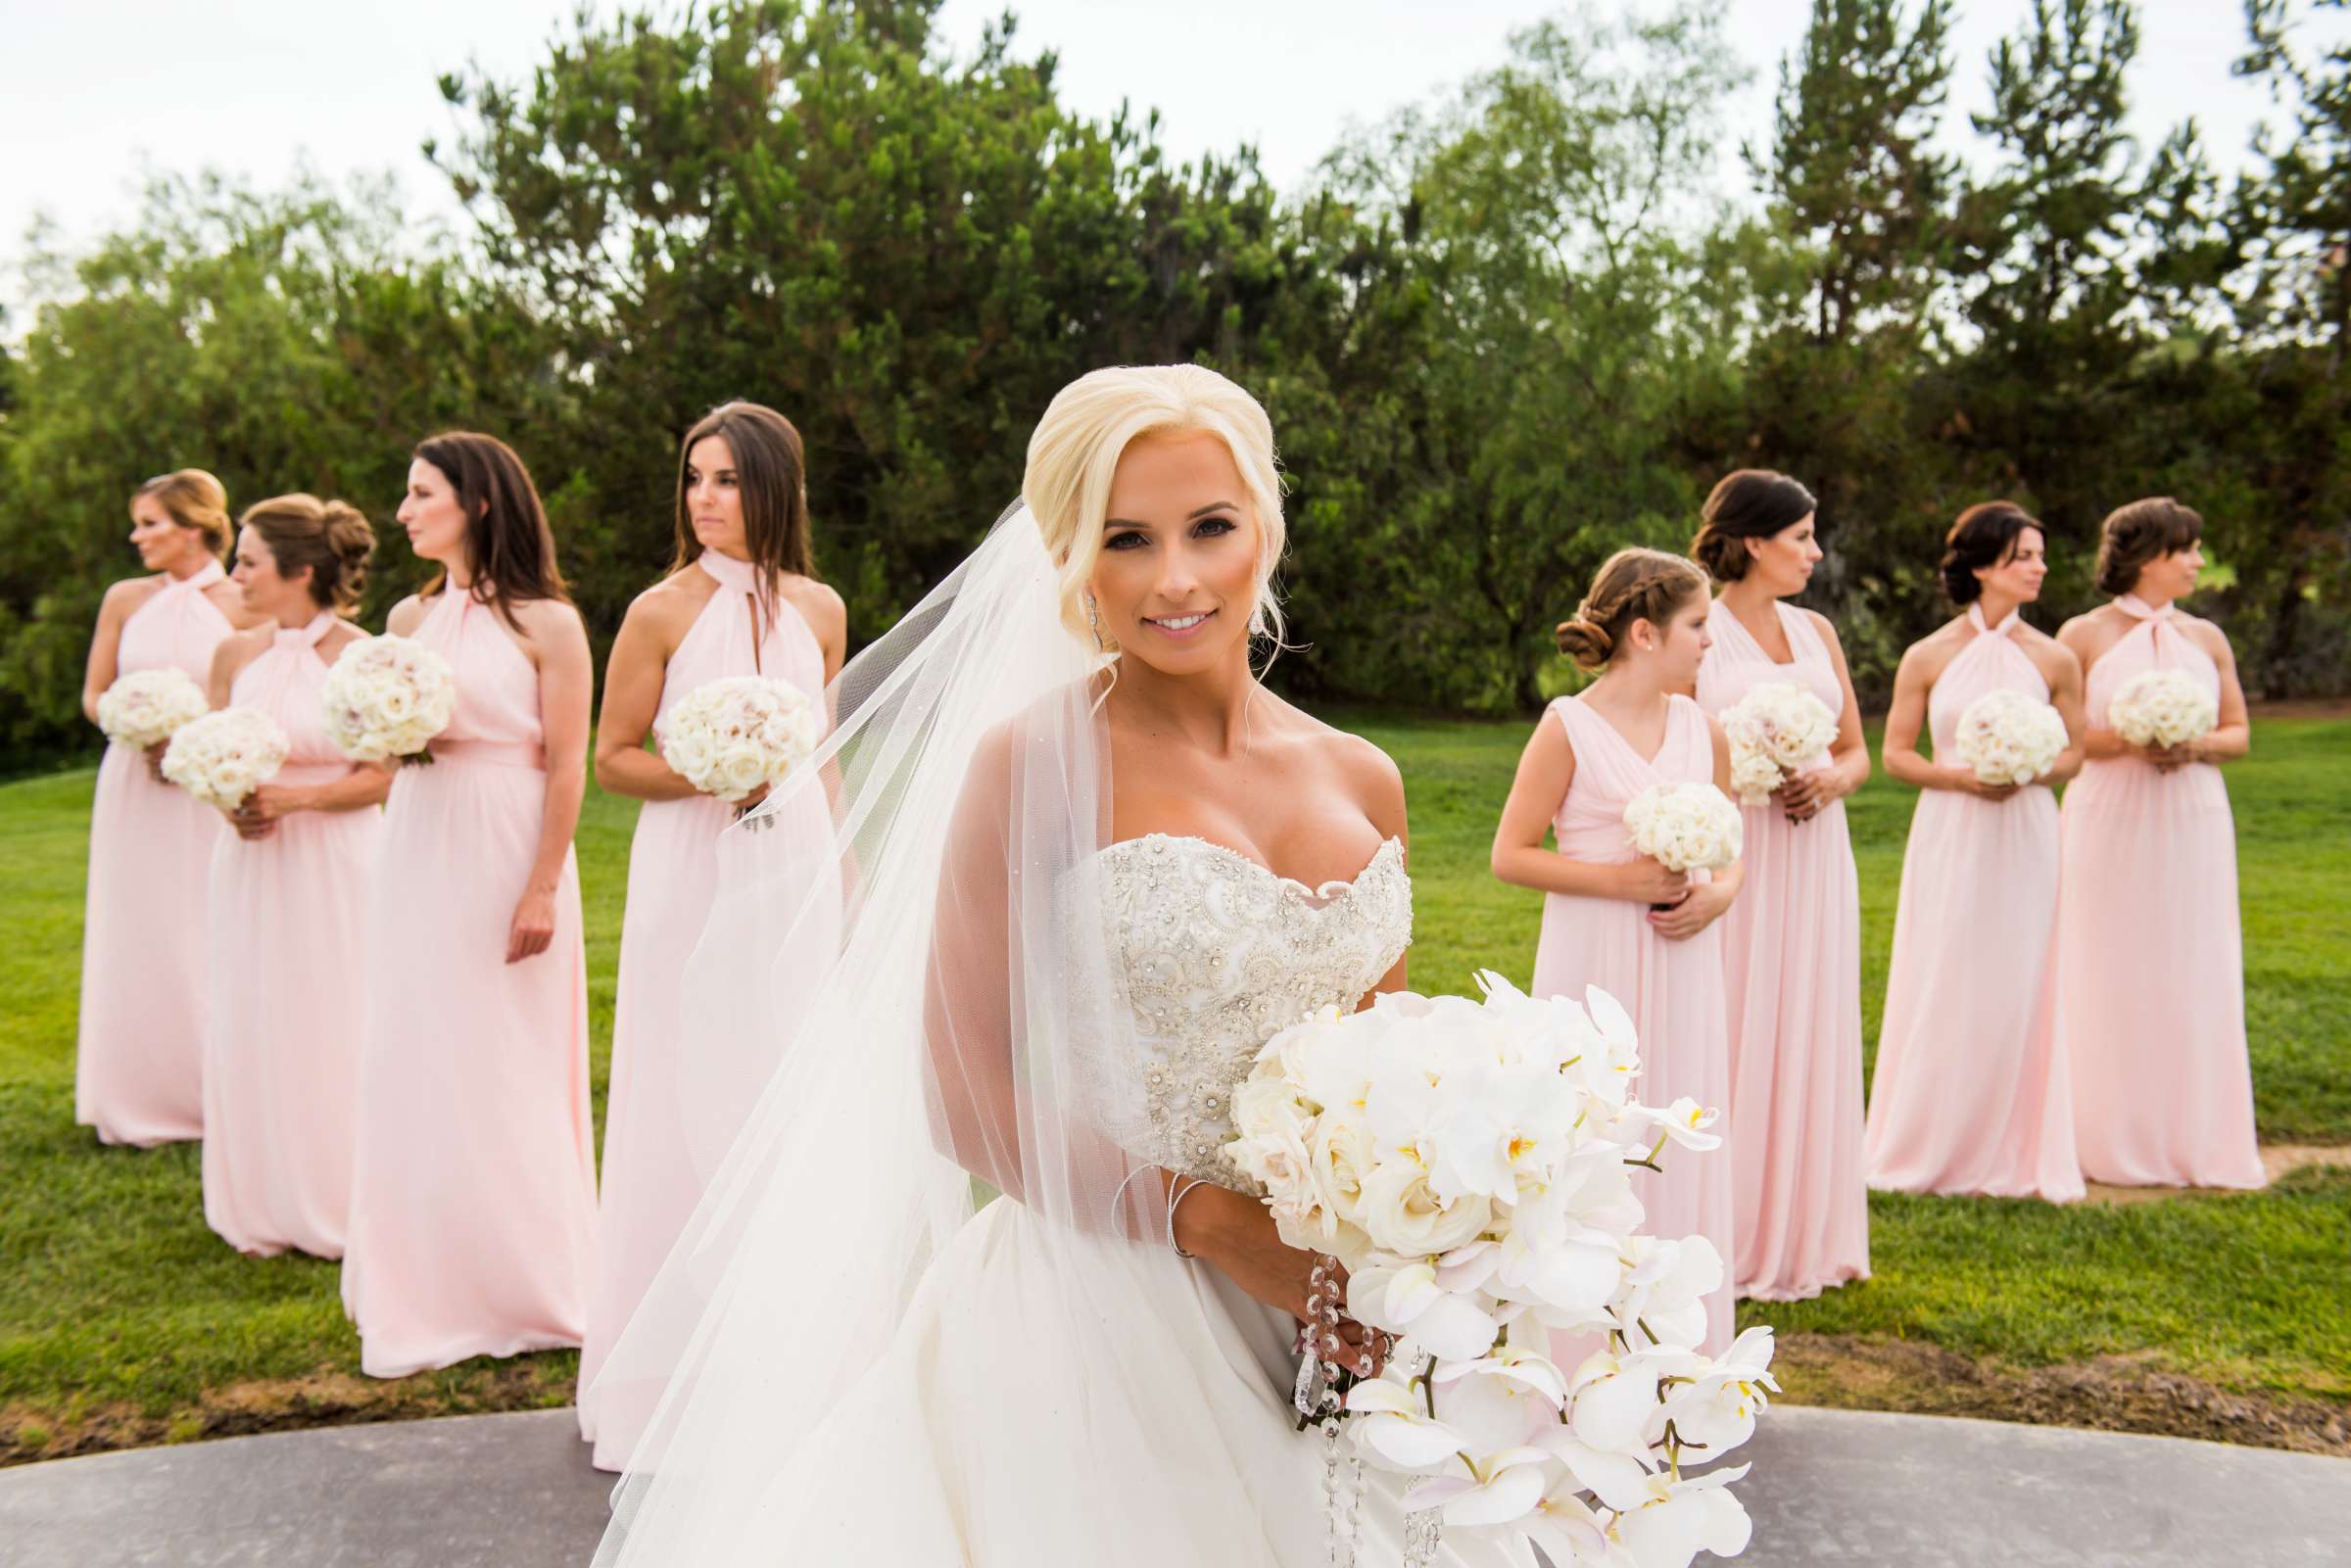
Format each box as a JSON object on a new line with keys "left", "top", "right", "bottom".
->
{"left": 1691, "top": 468, "right": 1817, "bottom": 583}
{"left": 1557, "top": 547, "right": 1709, "bottom": 671}
{"left": 241, "top": 494, "right": 377, "bottom": 612}
{"left": 2095, "top": 498, "right": 2203, "bottom": 596}
{"left": 134, "top": 469, "right": 233, "bottom": 559}
{"left": 1940, "top": 501, "right": 2040, "bottom": 604}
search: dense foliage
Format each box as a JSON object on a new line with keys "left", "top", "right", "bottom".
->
{"left": 3, "top": 0, "right": 2345, "bottom": 755}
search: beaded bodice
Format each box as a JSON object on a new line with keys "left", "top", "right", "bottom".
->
{"left": 1098, "top": 832, "right": 1412, "bottom": 1188}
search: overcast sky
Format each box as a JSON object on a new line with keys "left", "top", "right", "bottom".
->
{"left": 3, "top": 0, "right": 2341, "bottom": 314}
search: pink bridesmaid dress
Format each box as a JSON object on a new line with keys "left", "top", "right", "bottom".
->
{"left": 76, "top": 561, "right": 233, "bottom": 1147}
{"left": 1531, "top": 693, "right": 1735, "bottom": 1354}
{"left": 1696, "top": 602, "right": 1870, "bottom": 1299}
{"left": 2055, "top": 595, "right": 2264, "bottom": 1189}
{"left": 202, "top": 612, "right": 385, "bottom": 1257}
{"left": 341, "top": 590, "right": 599, "bottom": 1377}
{"left": 577, "top": 554, "right": 837, "bottom": 1471}
{"left": 1864, "top": 606, "right": 2083, "bottom": 1202}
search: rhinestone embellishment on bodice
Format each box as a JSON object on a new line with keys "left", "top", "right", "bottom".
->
{"left": 1099, "top": 833, "right": 1412, "bottom": 1188}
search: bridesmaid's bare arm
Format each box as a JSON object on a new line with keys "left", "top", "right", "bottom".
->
{"left": 508, "top": 598, "right": 594, "bottom": 965}
{"left": 1778, "top": 610, "right": 1871, "bottom": 820}
{"left": 2058, "top": 610, "right": 2138, "bottom": 763}
{"left": 2181, "top": 619, "right": 2251, "bottom": 767}
{"left": 593, "top": 587, "right": 704, "bottom": 803}
{"left": 1490, "top": 713, "right": 1686, "bottom": 905}
{"left": 1880, "top": 637, "right": 1944, "bottom": 789}
{"left": 383, "top": 594, "right": 427, "bottom": 638}
{"left": 81, "top": 578, "right": 161, "bottom": 725}
{"left": 778, "top": 575, "right": 849, "bottom": 689}
{"left": 1650, "top": 714, "right": 1741, "bottom": 941}
{"left": 2036, "top": 635, "right": 2089, "bottom": 786}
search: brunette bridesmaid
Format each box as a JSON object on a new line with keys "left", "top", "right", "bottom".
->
{"left": 76, "top": 469, "right": 264, "bottom": 1146}
{"left": 1493, "top": 547, "right": 1742, "bottom": 1354}
{"left": 341, "top": 433, "right": 600, "bottom": 1377}
{"left": 1867, "top": 503, "right": 2086, "bottom": 1202}
{"left": 1691, "top": 470, "right": 1872, "bottom": 1302}
{"left": 576, "top": 404, "right": 845, "bottom": 1471}
{"left": 2054, "top": 499, "right": 2262, "bottom": 1189}
{"left": 200, "top": 496, "right": 392, "bottom": 1256}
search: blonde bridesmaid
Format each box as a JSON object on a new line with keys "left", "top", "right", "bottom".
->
{"left": 341, "top": 433, "right": 600, "bottom": 1377}
{"left": 1691, "top": 470, "right": 1872, "bottom": 1301}
{"left": 576, "top": 404, "right": 845, "bottom": 1471}
{"left": 1493, "top": 547, "right": 1743, "bottom": 1354}
{"left": 2054, "top": 499, "right": 2262, "bottom": 1189}
{"left": 76, "top": 469, "right": 264, "bottom": 1146}
{"left": 1867, "top": 503, "right": 2086, "bottom": 1202}
{"left": 200, "top": 496, "right": 392, "bottom": 1257}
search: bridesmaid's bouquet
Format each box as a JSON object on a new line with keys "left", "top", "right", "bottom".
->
{"left": 1950, "top": 689, "right": 2067, "bottom": 786}
{"left": 1718, "top": 683, "right": 1837, "bottom": 806}
{"left": 1226, "top": 975, "right": 1770, "bottom": 1568}
{"left": 1623, "top": 783, "right": 1743, "bottom": 876}
{"left": 322, "top": 635, "right": 456, "bottom": 765}
{"left": 660, "top": 675, "right": 823, "bottom": 808}
{"left": 2108, "top": 669, "right": 2218, "bottom": 751}
{"left": 95, "top": 668, "right": 210, "bottom": 750}
{"left": 161, "top": 708, "right": 289, "bottom": 811}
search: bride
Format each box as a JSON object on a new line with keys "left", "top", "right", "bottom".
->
{"left": 591, "top": 365, "right": 1528, "bottom": 1566}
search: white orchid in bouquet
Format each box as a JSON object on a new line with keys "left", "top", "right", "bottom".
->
{"left": 1950, "top": 689, "right": 2068, "bottom": 787}
{"left": 1717, "top": 683, "right": 1837, "bottom": 807}
{"left": 95, "top": 668, "right": 210, "bottom": 751}
{"left": 321, "top": 634, "right": 456, "bottom": 765}
{"left": 2107, "top": 668, "right": 2217, "bottom": 751}
{"left": 160, "top": 708, "right": 289, "bottom": 811}
{"left": 659, "top": 674, "right": 823, "bottom": 816}
{"left": 1225, "top": 975, "right": 1774, "bottom": 1568}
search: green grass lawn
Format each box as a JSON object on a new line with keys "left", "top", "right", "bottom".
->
{"left": 2, "top": 718, "right": 2346, "bottom": 1460}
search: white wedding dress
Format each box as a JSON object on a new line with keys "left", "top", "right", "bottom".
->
{"left": 719, "top": 833, "right": 1527, "bottom": 1566}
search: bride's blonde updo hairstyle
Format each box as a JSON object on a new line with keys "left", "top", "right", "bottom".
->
{"left": 1557, "top": 547, "right": 1710, "bottom": 670}
{"left": 1022, "top": 363, "right": 1288, "bottom": 654}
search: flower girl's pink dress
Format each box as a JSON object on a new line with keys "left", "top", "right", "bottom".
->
{"left": 577, "top": 554, "right": 837, "bottom": 1470}
{"left": 1696, "top": 601, "right": 1869, "bottom": 1300}
{"left": 1531, "top": 692, "right": 1735, "bottom": 1354}
{"left": 2055, "top": 595, "right": 2264, "bottom": 1189}
{"left": 1865, "top": 606, "right": 2082, "bottom": 1201}
{"left": 341, "top": 590, "right": 598, "bottom": 1377}
{"left": 202, "top": 612, "right": 385, "bottom": 1257}
{"left": 76, "top": 561, "right": 233, "bottom": 1147}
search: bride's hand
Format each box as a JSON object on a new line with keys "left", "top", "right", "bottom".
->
{"left": 1173, "top": 1182, "right": 1386, "bottom": 1376}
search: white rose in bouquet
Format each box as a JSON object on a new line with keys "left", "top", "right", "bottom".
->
{"left": 1950, "top": 689, "right": 2068, "bottom": 787}
{"left": 1717, "top": 683, "right": 1837, "bottom": 806}
{"left": 161, "top": 708, "right": 289, "bottom": 811}
{"left": 659, "top": 675, "right": 823, "bottom": 806}
{"left": 2108, "top": 668, "right": 2218, "bottom": 751}
{"left": 321, "top": 634, "right": 456, "bottom": 764}
{"left": 1623, "top": 783, "right": 1743, "bottom": 875}
{"left": 94, "top": 668, "right": 210, "bottom": 751}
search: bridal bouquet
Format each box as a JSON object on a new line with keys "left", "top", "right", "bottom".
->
{"left": 1718, "top": 683, "right": 1837, "bottom": 806}
{"left": 2108, "top": 669, "right": 2217, "bottom": 751}
{"left": 660, "top": 675, "right": 823, "bottom": 805}
{"left": 1227, "top": 975, "right": 1771, "bottom": 1568}
{"left": 161, "top": 708, "right": 289, "bottom": 811}
{"left": 1623, "top": 783, "right": 1743, "bottom": 876}
{"left": 322, "top": 635, "right": 456, "bottom": 764}
{"left": 95, "top": 668, "right": 210, "bottom": 751}
{"left": 1950, "top": 689, "right": 2068, "bottom": 787}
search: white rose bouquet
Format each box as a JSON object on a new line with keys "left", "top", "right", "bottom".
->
{"left": 1717, "top": 683, "right": 1837, "bottom": 806}
{"left": 660, "top": 675, "right": 823, "bottom": 809}
{"left": 1950, "top": 689, "right": 2068, "bottom": 787}
{"left": 95, "top": 668, "right": 210, "bottom": 751}
{"left": 2108, "top": 668, "right": 2217, "bottom": 751}
{"left": 161, "top": 708, "right": 290, "bottom": 811}
{"left": 1623, "top": 783, "right": 1743, "bottom": 876}
{"left": 321, "top": 635, "right": 456, "bottom": 765}
{"left": 1226, "top": 974, "right": 1771, "bottom": 1568}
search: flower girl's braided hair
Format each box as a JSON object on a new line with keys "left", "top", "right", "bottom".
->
{"left": 1557, "top": 547, "right": 1709, "bottom": 671}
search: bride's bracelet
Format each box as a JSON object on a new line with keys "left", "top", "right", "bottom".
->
{"left": 1167, "top": 1176, "right": 1208, "bottom": 1259}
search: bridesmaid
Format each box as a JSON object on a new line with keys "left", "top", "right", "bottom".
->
{"left": 76, "top": 469, "right": 264, "bottom": 1146}
{"left": 2054, "top": 499, "right": 2263, "bottom": 1189}
{"left": 1690, "top": 470, "right": 1872, "bottom": 1303}
{"left": 341, "top": 432, "right": 600, "bottom": 1377}
{"left": 576, "top": 403, "right": 845, "bottom": 1471}
{"left": 200, "top": 496, "right": 392, "bottom": 1257}
{"left": 1493, "top": 546, "right": 1743, "bottom": 1354}
{"left": 1867, "top": 503, "right": 2087, "bottom": 1202}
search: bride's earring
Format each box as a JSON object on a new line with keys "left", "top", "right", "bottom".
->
{"left": 1084, "top": 592, "right": 1105, "bottom": 649}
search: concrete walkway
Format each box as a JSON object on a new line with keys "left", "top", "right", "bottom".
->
{"left": 2, "top": 1404, "right": 2346, "bottom": 1566}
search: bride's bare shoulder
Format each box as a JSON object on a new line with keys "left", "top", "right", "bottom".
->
{"left": 1264, "top": 695, "right": 1406, "bottom": 830}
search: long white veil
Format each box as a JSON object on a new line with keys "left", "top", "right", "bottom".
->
{"left": 590, "top": 501, "right": 1195, "bottom": 1562}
